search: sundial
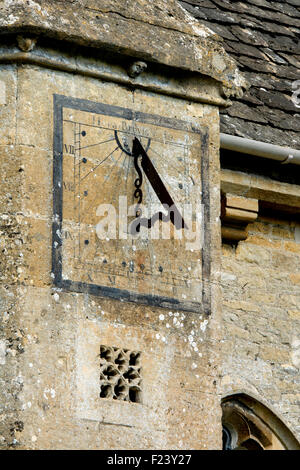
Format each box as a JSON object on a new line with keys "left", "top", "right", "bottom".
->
{"left": 52, "top": 95, "right": 211, "bottom": 313}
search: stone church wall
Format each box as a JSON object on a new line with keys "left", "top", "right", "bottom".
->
{"left": 0, "top": 64, "right": 223, "bottom": 449}
{"left": 220, "top": 215, "right": 300, "bottom": 441}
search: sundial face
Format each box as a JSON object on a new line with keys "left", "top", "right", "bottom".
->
{"left": 52, "top": 95, "right": 211, "bottom": 313}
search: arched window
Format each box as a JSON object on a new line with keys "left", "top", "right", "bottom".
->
{"left": 222, "top": 393, "right": 300, "bottom": 450}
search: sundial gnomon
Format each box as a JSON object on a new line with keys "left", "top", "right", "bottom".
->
{"left": 52, "top": 95, "right": 211, "bottom": 313}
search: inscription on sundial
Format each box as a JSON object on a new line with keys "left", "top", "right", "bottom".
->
{"left": 52, "top": 95, "right": 210, "bottom": 313}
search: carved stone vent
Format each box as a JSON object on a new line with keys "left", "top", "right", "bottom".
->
{"left": 100, "top": 345, "right": 142, "bottom": 404}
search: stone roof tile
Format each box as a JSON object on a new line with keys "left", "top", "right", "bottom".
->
{"left": 222, "top": 102, "right": 268, "bottom": 123}
{"left": 227, "top": 41, "right": 268, "bottom": 60}
{"left": 274, "top": 65, "right": 299, "bottom": 80}
{"left": 267, "top": 2, "right": 300, "bottom": 17}
{"left": 246, "top": 0, "right": 280, "bottom": 9}
{"left": 243, "top": 74, "right": 294, "bottom": 93}
{"left": 199, "top": 20, "right": 239, "bottom": 41}
{"left": 286, "top": 0, "right": 300, "bottom": 6}
{"left": 209, "top": 0, "right": 250, "bottom": 14}
{"left": 262, "top": 48, "right": 288, "bottom": 65}
{"left": 259, "top": 107, "right": 300, "bottom": 132}
{"left": 195, "top": 6, "right": 238, "bottom": 24}
{"left": 220, "top": 116, "right": 300, "bottom": 149}
{"left": 181, "top": 0, "right": 300, "bottom": 148}
{"left": 260, "top": 34, "right": 300, "bottom": 53}
{"left": 179, "top": 1, "right": 208, "bottom": 20}
{"left": 229, "top": 26, "right": 269, "bottom": 47}
{"left": 237, "top": 56, "right": 278, "bottom": 74}
{"left": 278, "top": 53, "right": 300, "bottom": 68}
{"left": 226, "top": 1, "right": 300, "bottom": 26}
{"left": 240, "top": 90, "right": 264, "bottom": 106}
{"left": 253, "top": 89, "right": 299, "bottom": 112}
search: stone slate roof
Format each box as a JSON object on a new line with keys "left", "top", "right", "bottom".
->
{"left": 180, "top": 0, "right": 300, "bottom": 150}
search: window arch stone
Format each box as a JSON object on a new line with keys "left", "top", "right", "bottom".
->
{"left": 222, "top": 393, "right": 300, "bottom": 450}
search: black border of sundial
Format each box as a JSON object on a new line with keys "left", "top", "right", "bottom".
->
{"left": 52, "top": 94, "right": 211, "bottom": 315}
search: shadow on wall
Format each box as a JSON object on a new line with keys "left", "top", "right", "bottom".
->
{"left": 222, "top": 393, "right": 300, "bottom": 451}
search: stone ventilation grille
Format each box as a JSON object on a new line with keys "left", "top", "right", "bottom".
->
{"left": 100, "top": 345, "right": 142, "bottom": 404}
